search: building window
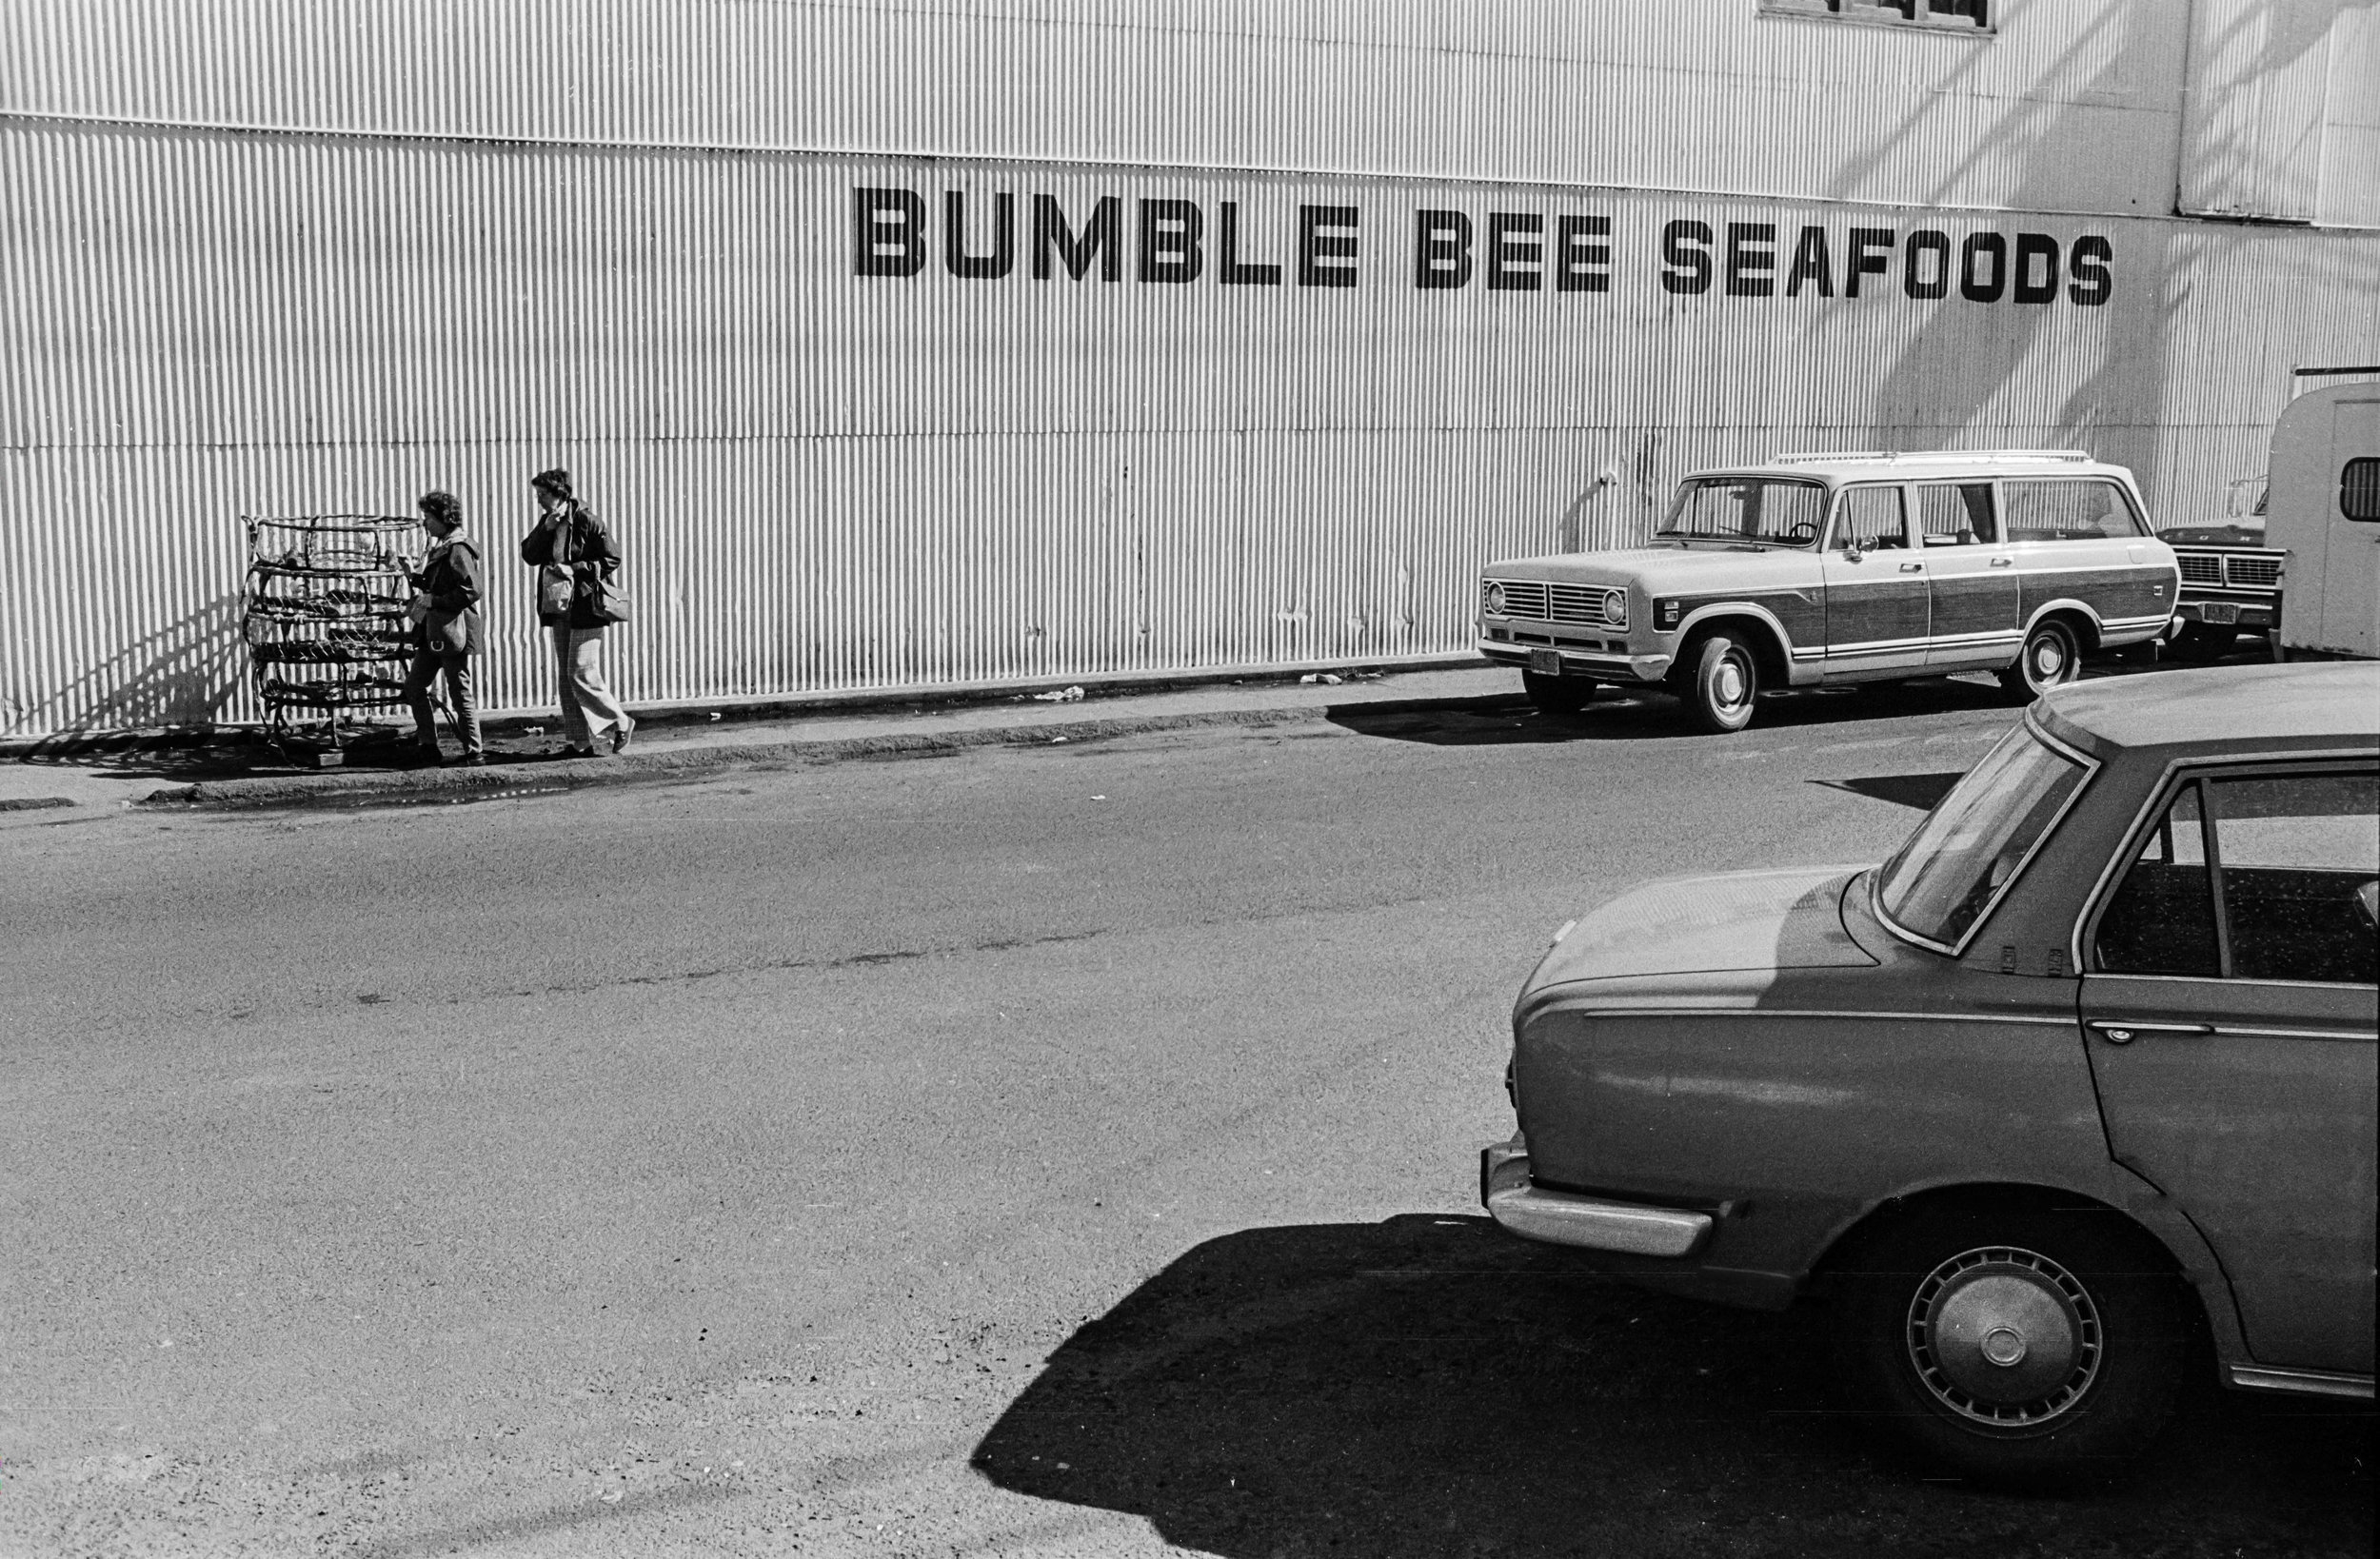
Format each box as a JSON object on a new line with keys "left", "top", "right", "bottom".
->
{"left": 1760, "top": 0, "right": 1992, "bottom": 33}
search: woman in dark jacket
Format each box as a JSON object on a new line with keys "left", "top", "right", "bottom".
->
{"left": 402, "top": 490, "right": 485, "bottom": 764}
{"left": 520, "top": 467, "right": 635, "bottom": 756}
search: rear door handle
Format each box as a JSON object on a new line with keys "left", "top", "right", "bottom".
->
{"left": 2089, "top": 1019, "right": 2212, "bottom": 1045}
{"left": 1898, "top": 562, "right": 1924, "bottom": 573}
{"left": 1989, "top": 556, "right": 2013, "bottom": 567}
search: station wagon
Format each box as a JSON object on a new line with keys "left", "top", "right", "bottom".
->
{"left": 1478, "top": 451, "right": 2180, "bottom": 732}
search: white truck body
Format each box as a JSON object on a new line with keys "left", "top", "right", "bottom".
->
{"left": 2273, "top": 382, "right": 2380, "bottom": 660}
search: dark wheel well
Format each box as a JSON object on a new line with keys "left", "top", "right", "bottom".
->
{"left": 1676, "top": 615, "right": 1791, "bottom": 690}
{"left": 2035, "top": 608, "right": 2100, "bottom": 656}
{"left": 1814, "top": 1184, "right": 2187, "bottom": 1289}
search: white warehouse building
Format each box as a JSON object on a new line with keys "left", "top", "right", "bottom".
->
{"left": 3, "top": 0, "right": 2376, "bottom": 740}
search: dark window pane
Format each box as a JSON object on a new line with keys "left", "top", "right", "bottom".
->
{"left": 2095, "top": 782, "right": 2218, "bottom": 976}
{"left": 2343, "top": 458, "right": 2380, "bottom": 523}
{"left": 2210, "top": 772, "right": 2380, "bottom": 984}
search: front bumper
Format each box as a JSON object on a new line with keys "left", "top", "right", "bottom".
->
{"left": 1478, "top": 637, "right": 1673, "bottom": 684}
{"left": 1478, "top": 1138, "right": 1713, "bottom": 1258}
{"left": 2173, "top": 594, "right": 2275, "bottom": 629}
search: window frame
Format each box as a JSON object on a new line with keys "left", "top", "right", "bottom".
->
{"left": 2341, "top": 457, "right": 2380, "bottom": 523}
{"left": 1823, "top": 482, "right": 1911, "bottom": 552}
{"left": 1909, "top": 479, "right": 2000, "bottom": 548}
{"left": 2077, "top": 753, "right": 2380, "bottom": 987}
{"left": 1999, "top": 475, "right": 2150, "bottom": 543}
{"left": 1757, "top": 0, "right": 1994, "bottom": 36}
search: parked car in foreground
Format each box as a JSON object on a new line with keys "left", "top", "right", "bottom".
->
{"left": 1477, "top": 450, "right": 2178, "bottom": 733}
{"left": 1479, "top": 662, "right": 2377, "bottom": 1481}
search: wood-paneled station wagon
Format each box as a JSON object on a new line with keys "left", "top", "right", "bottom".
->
{"left": 1478, "top": 451, "right": 2180, "bottom": 733}
{"left": 1478, "top": 662, "right": 2377, "bottom": 1482}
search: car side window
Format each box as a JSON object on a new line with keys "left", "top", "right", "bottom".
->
{"left": 1834, "top": 485, "right": 1908, "bottom": 550}
{"left": 2206, "top": 771, "right": 2380, "bottom": 984}
{"left": 1914, "top": 483, "right": 1996, "bottom": 546}
{"left": 2095, "top": 768, "right": 2380, "bottom": 983}
{"left": 2095, "top": 782, "right": 2218, "bottom": 977}
{"left": 2004, "top": 479, "right": 2144, "bottom": 542}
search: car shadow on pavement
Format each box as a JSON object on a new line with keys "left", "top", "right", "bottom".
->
{"left": 1810, "top": 771, "right": 1968, "bottom": 810}
{"left": 1328, "top": 679, "right": 2019, "bottom": 747}
{"left": 972, "top": 1215, "right": 2372, "bottom": 1558}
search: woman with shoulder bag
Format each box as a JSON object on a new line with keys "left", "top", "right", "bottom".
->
{"left": 520, "top": 467, "right": 635, "bottom": 757}
{"left": 401, "top": 490, "right": 486, "bottom": 765}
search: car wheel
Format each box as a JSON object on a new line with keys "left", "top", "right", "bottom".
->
{"left": 1997, "top": 618, "right": 2082, "bottom": 704}
{"left": 1679, "top": 632, "right": 1759, "bottom": 733}
{"left": 1836, "top": 1210, "right": 2189, "bottom": 1487}
{"left": 1521, "top": 669, "right": 1596, "bottom": 715}
{"left": 2166, "top": 623, "right": 2237, "bottom": 661}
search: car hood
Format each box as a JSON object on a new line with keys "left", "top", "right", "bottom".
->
{"left": 1484, "top": 546, "right": 1811, "bottom": 590}
{"left": 1527, "top": 864, "right": 1877, "bottom": 989}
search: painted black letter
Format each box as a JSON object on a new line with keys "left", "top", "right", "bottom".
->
{"left": 2068, "top": 235, "right": 2113, "bottom": 306}
{"left": 1032, "top": 195, "right": 1121, "bottom": 282}
{"left": 1724, "top": 222, "right": 1776, "bottom": 297}
{"left": 1660, "top": 219, "right": 1713, "bottom": 296}
{"left": 1415, "top": 209, "right": 1473, "bottom": 289}
{"left": 1556, "top": 215, "right": 1611, "bottom": 292}
{"left": 2013, "top": 232, "right": 2060, "bottom": 304}
{"left": 1219, "top": 203, "right": 1283, "bottom": 286}
{"left": 1845, "top": 227, "right": 1894, "bottom": 298}
{"left": 853, "top": 187, "right": 926, "bottom": 278}
{"left": 1903, "top": 229, "right": 1952, "bottom": 301}
{"left": 1138, "top": 199, "right": 1204, "bottom": 284}
{"left": 1959, "top": 232, "right": 2006, "bottom": 303}
{"left": 1297, "top": 205, "right": 1359, "bottom": 288}
{"left": 1783, "top": 227, "right": 1834, "bottom": 298}
{"left": 944, "top": 192, "right": 1014, "bottom": 280}
{"left": 1486, "top": 212, "right": 1544, "bottom": 292}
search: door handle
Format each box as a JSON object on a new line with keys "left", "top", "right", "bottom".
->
{"left": 2088, "top": 1019, "right": 2212, "bottom": 1045}
{"left": 1989, "top": 556, "right": 2013, "bottom": 567}
{"left": 1897, "top": 562, "right": 1924, "bottom": 573}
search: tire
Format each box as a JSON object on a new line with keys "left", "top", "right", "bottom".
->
{"left": 1835, "top": 1209, "right": 2190, "bottom": 1487}
{"left": 1678, "top": 632, "right": 1759, "bottom": 734}
{"left": 1521, "top": 669, "right": 1596, "bottom": 715}
{"left": 1997, "top": 617, "right": 2082, "bottom": 704}
{"left": 2166, "top": 622, "right": 2237, "bottom": 661}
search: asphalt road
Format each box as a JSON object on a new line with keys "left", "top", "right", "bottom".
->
{"left": 2, "top": 681, "right": 2370, "bottom": 1557}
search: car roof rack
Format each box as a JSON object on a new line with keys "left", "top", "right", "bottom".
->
{"left": 1770, "top": 449, "right": 2094, "bottom": 464}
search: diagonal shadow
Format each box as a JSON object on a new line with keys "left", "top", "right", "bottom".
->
{"left": 972, "top": 1216, "right": 2373, "bottom": 1558}
{"left": 1326, "top": 679, "right": 2015, "bottom": 747}
{"left": 1810, "top": 771, "right": 1967, "bottom": 811}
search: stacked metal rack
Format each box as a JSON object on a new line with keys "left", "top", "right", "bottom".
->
{"left": 241, "top": 514, "right": 424, "bottom": 763}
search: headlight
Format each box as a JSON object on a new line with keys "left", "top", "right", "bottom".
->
{"left": 1484, "top": 581, "right": 1506, "bottom": 617}
{"left": 1602, "top": 589, "right": 1628, "bottom": 627}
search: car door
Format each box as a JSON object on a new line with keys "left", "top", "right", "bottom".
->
{"left": 1913, "top": 482, "right": 2021, "bottom": 669}
{"left": 1819, "top": 483, "right": 1929, "bottom": 676}
{"left": 2079, "top": 762, "right": 2379, "bottom": 1373}
{"left": 2003, "top": 477, "right": 2170, "bottom": 644}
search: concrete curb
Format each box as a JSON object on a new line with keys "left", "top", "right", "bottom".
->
{"left": 139, "top": 705, "right": 1319, "bottom": 810}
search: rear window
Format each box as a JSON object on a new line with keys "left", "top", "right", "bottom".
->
{"left": 2004, "top": 479, "right": 2144, "bottom": 542}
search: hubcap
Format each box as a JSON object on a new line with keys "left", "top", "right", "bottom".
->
{"left": 1714, "top": 658, "right": 1748, "bottom": 707}
{"left": 1906, "top": 1245, "right": 2100, "bottom": 1426}
{"left": 2030, "top": 634, "right": 2068, "bottom": 684}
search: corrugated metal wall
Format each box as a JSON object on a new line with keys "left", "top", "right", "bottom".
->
{"left": 8, "top": 116, "right": 2376, "bottom": 738}
{"left": 0, "top": 0, "right": 2221, "bottom": 223}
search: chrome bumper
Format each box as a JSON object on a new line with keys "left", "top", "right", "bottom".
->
{"left": 1478, "top": 639, "right": 1673, "bottom": 682}
{"left": 1478, "top": 1140, "right": 1713, "bottom": 1258}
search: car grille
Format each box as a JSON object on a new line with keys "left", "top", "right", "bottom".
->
{"left": 2175, "top": 552, "right": 2221, "bottom": 584}
{"left": 1484, "top": 579, "right": 1620, "bottom": 628}
{"left": 2226, "top": 555, "right": 2280, "bottom": 587}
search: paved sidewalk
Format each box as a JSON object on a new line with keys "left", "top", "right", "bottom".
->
{"left": 0, "top": 663, "right": 1522, "bottom": 815}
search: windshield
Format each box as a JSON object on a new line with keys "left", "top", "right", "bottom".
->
{"left": 1875, "top": 724, "right": 2091, "bottom": 949}
{"left": 1656, "top": 479, "right": 1825, "bottom": 547}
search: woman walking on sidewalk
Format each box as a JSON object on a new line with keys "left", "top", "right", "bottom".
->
{"left": 521, "top": 467, "right": 635, "bottom": 756}
{"left": 402, "top": 490, "right": 485, "bottom": 765}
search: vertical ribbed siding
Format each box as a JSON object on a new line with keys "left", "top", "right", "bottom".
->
{"left": 6, "top": 120, "right": 2377, "bottom": 738}
{"left": 0, "top": 0, "right": 2240, "bottom": 226}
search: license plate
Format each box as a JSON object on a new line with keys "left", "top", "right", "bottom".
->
{"left": 1527, "top": 648, "right": 1562, "bottom": 676}
{"left": 2203, "top": 602, "right": 2239, "bottom": 624}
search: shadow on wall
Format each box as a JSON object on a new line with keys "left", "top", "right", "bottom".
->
{"left": 4, "top": 592, "right": 247, "bottom": 740}
{"left": 971, "top": 1215, "right": 2373, "bottom": 1559}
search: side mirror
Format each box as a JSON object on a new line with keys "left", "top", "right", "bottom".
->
{"left": 2355, "top": 879, "right": 2378, "bottom": 934}
{"left": 1843, "top": 543, "right": 1864, "bottom": 563}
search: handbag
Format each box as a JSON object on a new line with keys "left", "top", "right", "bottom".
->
{"left": 587, "top": 570, "right": 633, "bottom": 625}
{"left": 538, "top": 509, "right": 578, "bottom": 618}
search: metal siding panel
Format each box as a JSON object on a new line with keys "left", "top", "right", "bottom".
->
{"left": 6, "top": 120, "right": 2379, "bottom": 739}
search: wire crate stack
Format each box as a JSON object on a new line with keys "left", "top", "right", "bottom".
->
{"left": 241, "top": 514, "right": 424, "bottom": 759}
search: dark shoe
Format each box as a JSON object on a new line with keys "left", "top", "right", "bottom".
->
{"left": 457, "top": 752, "right": 487, "bottom": 767}
{"left": 610, "top": 716, "right": 636, "bottom": 756}
{"left": 553, "top": 745, "right": 597, "bottom": 760}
